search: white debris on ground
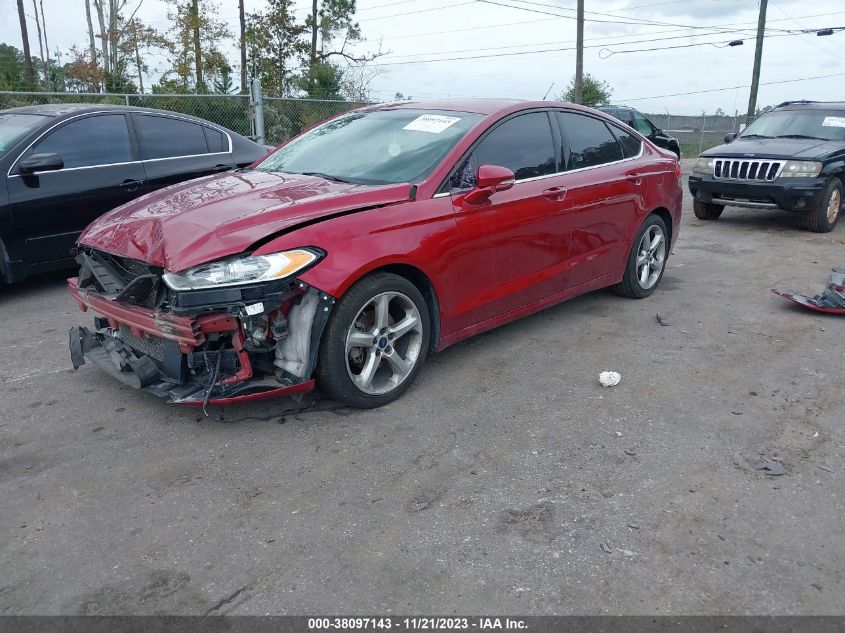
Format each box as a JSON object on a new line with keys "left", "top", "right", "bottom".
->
{"left": 599, "top": 371, "right": 621, "bottom": 387}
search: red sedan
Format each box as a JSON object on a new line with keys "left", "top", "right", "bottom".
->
{"left": 68, "top": 99, "right": 682, "bottom": 408}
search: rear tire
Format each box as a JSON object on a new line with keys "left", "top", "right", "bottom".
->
{"left": 317, "top": 272, "right": 430, "bottom": 408}
{"left": 693, "top": 199, "right": 724, "bottom": 220}
{"left": 613, "top": 214, "right": 669, "bottom": 299}
{"left": 806, "top": 178, "right": 842, "bottom": 233}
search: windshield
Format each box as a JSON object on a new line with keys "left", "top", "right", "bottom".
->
{"left": 0, "top": 113, "right": 47, "bottom": 159}
{"left": 255, "top": 109, "right": 483, "bottom": 184}
{"left": 740, "top": 109, "right": 845, "bottom": 142}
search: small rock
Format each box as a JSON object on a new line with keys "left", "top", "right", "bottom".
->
{"left": 614, "top": 431, "right": 622, "bottom": 437}
{"left": 811, "top": 583, "right": 823, "bottom": 591}
{"left": 265, "top": 538, "right": 276, "bottom": 543}
{"left": 600, "top": 542, "right": 612, "bottom": 553}
{"left": 601, "top": 491, "right": 614, "bottom": 498}
{"left": 624, "top": 449, "right": 637, "bottom": 456}
{"left": 626, "top": 523, "right": 640, "bottom": 530}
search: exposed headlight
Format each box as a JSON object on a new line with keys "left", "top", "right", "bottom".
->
{"left": 162, "top": 249, "right": 319, "bottom": 290}
{"left": 692, "top": 157, "right": 715, "bottom": 174}
{"left": 779, "top": 160, "right": 822, "bottom": 178}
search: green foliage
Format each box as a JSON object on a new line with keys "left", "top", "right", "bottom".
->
{"left": 297, "top": 62, "right": 344, "bottom": 100}
{"left": 559, "top": 73, "right": 613, "bottom": 107}
{"left": 244, "top": 0, "right": 308, "bottom": 97}
{"left": 0, "top": 44, "right": 28, "bottom": 91}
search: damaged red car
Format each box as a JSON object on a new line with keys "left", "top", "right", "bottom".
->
{"left": 68, "top": 99, "right": 682, "bottom": 408}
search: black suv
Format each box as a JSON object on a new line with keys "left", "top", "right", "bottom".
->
{"left": 597, "top": 105, "right": 680, "bottom": 157}
{"left": 688, "top": 101, "right": 845, "bottom": 232}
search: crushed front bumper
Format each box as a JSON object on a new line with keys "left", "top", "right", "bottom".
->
{"left": 68, "top": 276, "right": 330, "bottom": 405}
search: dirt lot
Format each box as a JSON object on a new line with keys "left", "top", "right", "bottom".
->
{"left": 1, "top": 176, "right": 843, "bottom": 615}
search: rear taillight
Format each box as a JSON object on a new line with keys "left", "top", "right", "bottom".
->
{"left": 675, "top": 161, "right": 682, "bottom": 178}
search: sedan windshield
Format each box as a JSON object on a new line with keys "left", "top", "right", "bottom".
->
{"left": 740, "top": 109, "right": 845, "bottom": 142}
{"left": 0, "top": 113, "right": 47, "bottom": 159}
{"left": 255, "top": 109, "right": 483, "bottom": 184}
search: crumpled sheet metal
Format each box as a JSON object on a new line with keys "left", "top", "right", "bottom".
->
{"left": 772, "top": 268, "right": 845, "bottom": 315}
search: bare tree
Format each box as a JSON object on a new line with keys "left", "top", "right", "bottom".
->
{"left": 30, "top": 0, "right": 47, "bottom": 88}
{"left": 190, "top": 0, "right": 204, "bottom": 92}
{"left": 16, "top": 0, "right": 36, "bottom": 89}
{"left": 39, "top": 0, "right": 51, "bottom": 89}
{"left": 239, "top": 0, "right": 246, "bottom": 93}
{"left": 83, "top": 0, "right": 100, "bottom": 89}
{"left": 93, "top": 0, "right": 110, "bottom": 76}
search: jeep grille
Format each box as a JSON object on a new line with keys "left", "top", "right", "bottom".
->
{"left": 713, "top": 159, "right": 784, "bottom": 182}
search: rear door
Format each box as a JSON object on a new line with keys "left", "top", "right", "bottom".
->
{"left": 554, "top": 110, "right": 643, "bottom": 285}
{"left": 447, "top": 110, "right": 572, "bottom": 329}
{"left": 132, "top": 113, "right": 234, "bottom": 194}
{"left": 7, "top": 112, "right": 145, "bottom": 265}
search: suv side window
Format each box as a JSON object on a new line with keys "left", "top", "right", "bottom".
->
{"left": 450, "top": 112, "right": 556, "bottom": 189}
{"left": 29, "top": 114, "right": 132, "bottom": 169}
{"left": 632, "top": 112, "right": 655, "bottom": 136}
{"left": 135, "top": 114, "right": 209, "bottom": 160}
{"left": 556, "top": 111, "right": 624, "bottom": 170}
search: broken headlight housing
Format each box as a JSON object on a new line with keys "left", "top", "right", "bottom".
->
{"left": 692, "top": 157, "right": 715, "bottom": 175}
{"left": 779, "top": 160, "right": 823, "bottom": 178}
{"left": 162, "top": 249, "right": 320, "bottom": 290}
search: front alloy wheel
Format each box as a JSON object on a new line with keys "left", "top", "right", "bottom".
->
{"left": 807, "top": 178, "right": 842, "bottom": 233}
{"left": 318, "top": 273, "right": 430, "bottom": 408}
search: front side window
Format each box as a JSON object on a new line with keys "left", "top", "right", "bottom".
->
{"left": 256, "top": 109, "right": 482, "bottom": 185}
{"left": 135, "top": 115, "right": 209, "bottom": 160}
{"left": 29, "top": 114, "right": 132, "bottom": 168}
{"left": 740, "top": 109, "right": 845, "bottom": 142}
{"left": 556, "top": 111, "right": 623, "bottom": 170}
{"left": 632, "top": 112, "right": 655, "bottom": 136}
{"left": 450, "top": 112, "right": 556, "bottom": 189}
{"left": 0, "top": 113, "right": 47, "bottom": 159}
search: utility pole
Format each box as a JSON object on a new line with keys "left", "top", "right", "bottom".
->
{"left": 574, "top": 0, "right": 584, "bottom": 104}
{"left": 745, "top": 0, "right": 768, "bottom": 126}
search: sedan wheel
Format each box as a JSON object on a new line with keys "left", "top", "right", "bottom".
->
{"left": 613, "top": 214, "right": 669, "bottom": 298}
{"left": 318, "top": 273, "right": 430, "bottom": 408}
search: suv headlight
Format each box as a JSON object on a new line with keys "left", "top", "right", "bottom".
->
{"left": 692, "top": 157, "right": 715, "bottom": 175}
{"left": 779, "top": 160, "right": 822, "bottom": 178}
{"left": 162, "top": 249, "right": 320, "bottom": 290}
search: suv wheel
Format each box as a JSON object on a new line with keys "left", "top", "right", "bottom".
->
{"left": 693, "top": 199, "right": 724, "bottom": 220}
{"left": 807, "top": 178, "right": 842, "bottom": 233}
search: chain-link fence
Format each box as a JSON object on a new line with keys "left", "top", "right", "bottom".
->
{"left": 0, "top": 91, "right": 367, "bottom": 147}
{"left": 644, "top": 112, "right": 743, "bottom": 157}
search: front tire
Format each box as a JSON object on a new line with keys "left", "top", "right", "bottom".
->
{"left": 613, "top": 214, "right": 669, "bottom": 299}
{"left": 806, "top": 178, "right": 842, "bottom": 233}
{"left": 317, "top": 272, "right": 430, "bottom": 408}
{"left": 693, "top": 199, "right": 724, "bottom": 220}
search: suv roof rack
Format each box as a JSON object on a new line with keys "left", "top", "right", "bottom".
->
{"left": 775, "top": 100, "right": 818, "bottom": 108}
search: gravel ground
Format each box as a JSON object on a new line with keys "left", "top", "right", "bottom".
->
{"left": 1, "top": 176, "right": 843, "bottom": 615}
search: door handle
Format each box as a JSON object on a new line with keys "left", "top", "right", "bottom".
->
{"left": 625, "top": 172, "right": 643, "bottom": 184}
{"left": 121, "top": 179, "right": 143, "bottom": 191}
{"left": 542, "top": 186, "right": 567, "bottom": 201}
{"left": 211, "top": 164, "right": 229, "bottom": 172}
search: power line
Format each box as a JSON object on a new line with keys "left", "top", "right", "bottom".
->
{"left": 362, "top": 0, "right": 478, "bottom": 21}
{"left": 617, "top": 70, "right": 845, "bottom": 102}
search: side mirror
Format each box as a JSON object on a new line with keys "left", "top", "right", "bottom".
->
{"left": 19, "top": 153, "right": 64, "bottom": 173}
{"left": 724, "top": 133, "right": 737, "bottom": 144}
{"left": 464, "top": 165, "right": 515, "bottom": 205}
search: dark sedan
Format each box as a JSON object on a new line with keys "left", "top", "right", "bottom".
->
{"left": 0, "top": 104, "right": 268, "bottom": 283}
{"left": 598, "top": 105, "right": 681, "bottom": 158}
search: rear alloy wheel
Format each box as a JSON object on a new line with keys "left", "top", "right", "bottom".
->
{"left": 613, "top": 215, "right": 669, "bottom": 299}
{"left": 806, "top": 178, "right": 842, "bottom": 233}
{"left": 693, "top": 199, "right": 724, "bottom": 220}
{"left": 318, "top": 273, "right": 430, "bottom": 408}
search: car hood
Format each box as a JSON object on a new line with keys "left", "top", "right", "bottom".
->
{"left": 702, "top": 137, "right": 844, "bottom": 160}
{"left": 79, "top": 170, "right": 413, "bottom": 272}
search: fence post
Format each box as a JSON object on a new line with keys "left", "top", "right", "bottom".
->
{"left": 124, "top": 94, "right": 129, "bottom": 106}
{"left": 699, "top": 114, "right": 707, "bottom": 156}
{"left": 251, "top": 78, "right": 265, "bottom": 146}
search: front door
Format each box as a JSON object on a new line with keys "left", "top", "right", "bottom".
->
{"left": 447, "top": 111, "right": 572, "bottom": 331}
{"left": 7, "top": 113, "right": 146, "bottom": 266}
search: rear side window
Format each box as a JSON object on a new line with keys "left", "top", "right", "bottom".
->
{"left": 610, "top": 124, "right": 642, "bottom": 158}
{"left": 474, "top": 112, "right": 556, "bottom": 181}
{"left": 632, "top": 112, "right": 655, "bottom": 136}
{"left": 135, "top": 115, "right": 209, "bottom": 159}
{"left": 30, "top": 114, "right": 132, "bottom": 168}
{"left": 556, "top": 111, "right": 623, "bottom": 170}
{"left": 203, "top": 126, "right": 226, "bottom": 153}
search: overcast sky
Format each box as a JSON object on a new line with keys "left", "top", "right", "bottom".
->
{"left": 2, "top": 0, "right": 844, "bottom": 114}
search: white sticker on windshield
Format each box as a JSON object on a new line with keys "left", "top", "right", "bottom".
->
{"left": 403, "top": 114, "right": 461, "bottom": 134}
{"left": 822, "top": 116, "right": 845, "bottom": 128}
